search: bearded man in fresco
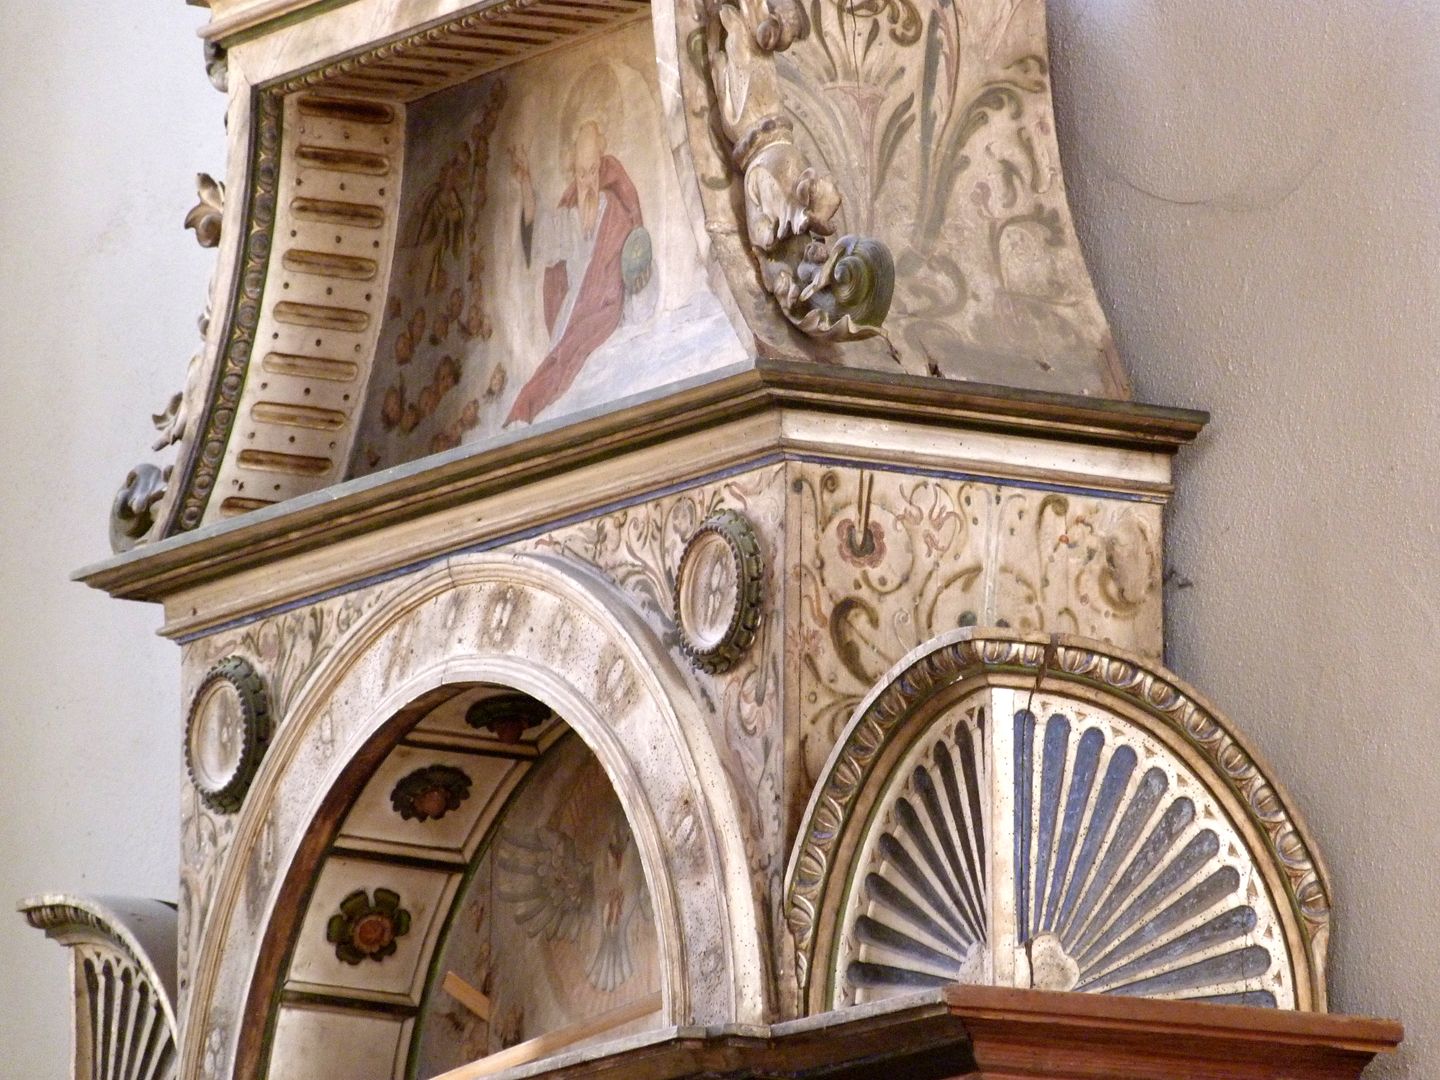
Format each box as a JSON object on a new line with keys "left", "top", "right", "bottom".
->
{"left": 504, "top": 65, "right": 654, "bottom": 427}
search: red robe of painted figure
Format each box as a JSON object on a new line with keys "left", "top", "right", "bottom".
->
{"left": 505, "top": 155, "right": 642, "bottom": 426}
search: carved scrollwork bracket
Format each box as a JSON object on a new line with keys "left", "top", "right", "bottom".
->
{"left": 109, "top": 463, "right": 170, "bottom": 553}
{"left": 704, "top": 0, "right": 895, "bottom": 340}
{"left": 184, "top": 173, "right": 224, "bottom": 249}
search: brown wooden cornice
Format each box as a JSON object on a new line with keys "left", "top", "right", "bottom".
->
{"left": 427, "top": 984, "right": 1400, "bottom": 1079}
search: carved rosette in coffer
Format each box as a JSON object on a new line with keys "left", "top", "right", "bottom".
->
{"left": 787, "top": 631, "right": 1330, "bottom": 1015}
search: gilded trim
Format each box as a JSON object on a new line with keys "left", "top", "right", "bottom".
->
{"left": 674, "top": 510, "right": 766, "bottom": 674}
{"left": 173, "top": 88, "right": 282, "bottom": 533}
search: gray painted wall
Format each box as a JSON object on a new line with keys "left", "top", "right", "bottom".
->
{"left": 0, "top": 1, "right": 1433, "bottom": 1076}
{"left": 0, "top": 3, "right": 224, "bottom": 1076}
{"left": 1052, "top": 3, "right": 1440, "bottom": 1076}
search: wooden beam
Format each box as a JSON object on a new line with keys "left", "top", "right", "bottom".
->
{"left": 434, "top": 991, "right": 664, "bottom": 1080}
{"left": 442, "top": 971, "right": 492, "bottom": 1024}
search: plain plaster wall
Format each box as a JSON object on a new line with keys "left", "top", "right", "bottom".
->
{"left": 1050, "top": 2, "right": 1440, "bottom": 1076}
{"left": 0, "top": 2, "right": 224, "bottom": 1076}
{"left": 0, "top": 2, "right": 1435, "bottom": 1078}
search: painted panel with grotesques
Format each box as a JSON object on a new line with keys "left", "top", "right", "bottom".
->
{"left": 792, "top": 465, "right": 1162, "bottom": 789}
{"left": 177, "top": 583, "right": 402, "bottom": 1006}
{"left": 512, "top": 464, "right": 790, "bottom": 1005}
{"left": 352, "top": 21, "right": 745, "bottom": 476}
{"left": 413, "top": 734, "right": 661, "bottom": 1075}
{"left": 784, "top": 1, "right": 1121, "bottom": 390}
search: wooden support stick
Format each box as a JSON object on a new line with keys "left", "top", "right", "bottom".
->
{"left": 433, "top": 990, "right": 664, "bottom": 1080}
{"left": 442, "top": 971, "right": 493, "bottom": 1023}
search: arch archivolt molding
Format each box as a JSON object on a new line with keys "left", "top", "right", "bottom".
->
{"left": 180, "top": 552, "right": 767, "bottom": 1080}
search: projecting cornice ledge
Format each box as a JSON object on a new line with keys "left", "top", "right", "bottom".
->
{"left": 74, "top": 363, "right": 1206, "bottom": 612}
{"left": 192, "top": 0, "right": 363, "bottom": 45}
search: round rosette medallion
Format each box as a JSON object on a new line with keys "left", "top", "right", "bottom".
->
{"left": 184, "top": 656, "right": 272, "bottom": 814}
{"left": 674, "top": 509, "right": 765, "bottom": 673}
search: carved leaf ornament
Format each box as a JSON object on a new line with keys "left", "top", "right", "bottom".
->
{"left": 705, "top": 0, "right": 896, "bottom": 339}
{"left": 184, "top": 173, "right": 225, "bottom": 249}
{"left": 787, "top": 631, "right": 1330, "bottom": 1013}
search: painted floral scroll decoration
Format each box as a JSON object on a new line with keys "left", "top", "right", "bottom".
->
{"left": 327, "top": 888, "right": 411, "bottom": 965}
{"left": 391, "top": 764, "right": 473, "bottom": 823}
{"left": 705, "top": 0, "right": 895, "bottom": 339}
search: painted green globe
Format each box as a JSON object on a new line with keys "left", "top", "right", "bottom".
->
{"left": 621, "top": 225, "right": 653, "bottom": 293}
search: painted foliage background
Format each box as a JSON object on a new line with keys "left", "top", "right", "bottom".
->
{"left": 352, "top": 21, "right": 742, "bottom": 476}
{"left": 413, "top": 734, "right": 660, "bottom": 1076}
{"left": 776, "top": 0, "right": 1122, "bottom": 392}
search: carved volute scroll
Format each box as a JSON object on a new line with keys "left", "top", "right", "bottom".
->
{"left": 703, "top": 0, "right": 896, "bottom": 339}
{"left": 787, "top": 630, "right": 1330, "bottom": 1015}
{"left": 20, "top": 895, "right": 179, "bottom": 1080}
{"left": 660, "top": 0, "right": 1128, "bottom": 389}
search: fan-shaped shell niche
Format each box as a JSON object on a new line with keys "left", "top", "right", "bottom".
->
{"left": 787, "top": 632, "right": 1330, "bottom": 1015}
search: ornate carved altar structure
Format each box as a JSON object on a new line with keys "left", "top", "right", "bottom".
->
{"left": 24, "top": 1, "right": 1403, "bottom": 1078}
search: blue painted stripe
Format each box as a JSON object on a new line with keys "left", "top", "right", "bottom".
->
{"left": 954, "top": 722, "right": 989, "bottom": 906}
{"left": 893, "top": 800, "right": 981, "bottom": 944}
{"left": 1077, "top": 829, "right": 1221, "bottom": 967}
{"left": 865, "top": 872, "right": 974, "bottom": 952}
{"left": 1091, "top": 926, "right": 1267, "bottom": 997}
{"left": 1074, "top": 796, "right": 1196, "bottom": 956}
{"left": 1043, "top": 726, "right": 1103, "bottom": 932}
{"left": 1082, "top": 864, "right": 1239, "bottom": 977}
{"left": 1055, "top": 746, "right": 1137, "bottom": 940}
{"left": 1032, "top": 714, "right": 1071, "bottom": 937}
{"left": 1013, "top": 710, "right": 1036, "bottom": 938}
{"left": 854, "top": 914, "right": 966, "bottom": 971}
{"left": 876, "top": 833, "right": 974, "bottom": 950}
{"left": 1063, "top": 765, "right": 1168, "bottom": 949}
{"left": 931, "top": 743, "right": 987, "bottom": 935}
{"left": 785, "top": 453, "right": 1159, "bottom": 505}
{"left": 848, "top": 961, "right": 954, "bottom": 990}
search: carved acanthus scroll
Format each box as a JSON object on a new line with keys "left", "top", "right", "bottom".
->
{"left": 706, "top": 0, "right": 895, "bottom": 340}
{"left": 184, "top": 174, "right": 225, "bottom": 250}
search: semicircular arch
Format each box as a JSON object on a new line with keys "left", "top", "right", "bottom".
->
{"left": 182, "top": 553, "right": 767, "bottom": 1079}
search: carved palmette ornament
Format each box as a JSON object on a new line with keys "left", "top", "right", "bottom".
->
{"left": 787, "top": 630, "right": 1331, "bottom": 1013}
{"left": 21, "top": 896, "right": 179, "bottom": 1080}
{"left": 674, "top": 509, "right": 766, "bottom": 673}
{"left": 704, "top": 0, "right": 895, "bottom": 339}
{"left": 184, "top": 657, "right": 272, "bottom": 814}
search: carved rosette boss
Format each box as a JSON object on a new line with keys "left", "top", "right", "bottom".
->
{"left": 184, "top": 656, "right": 272, "bottom": 814}
{"left": 675, "top": 509, "right": 766, "bottom": 673}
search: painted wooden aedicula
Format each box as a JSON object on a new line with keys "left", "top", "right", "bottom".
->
{"left": 26, "top": 1, "right": 1402, "bottom": 1078}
